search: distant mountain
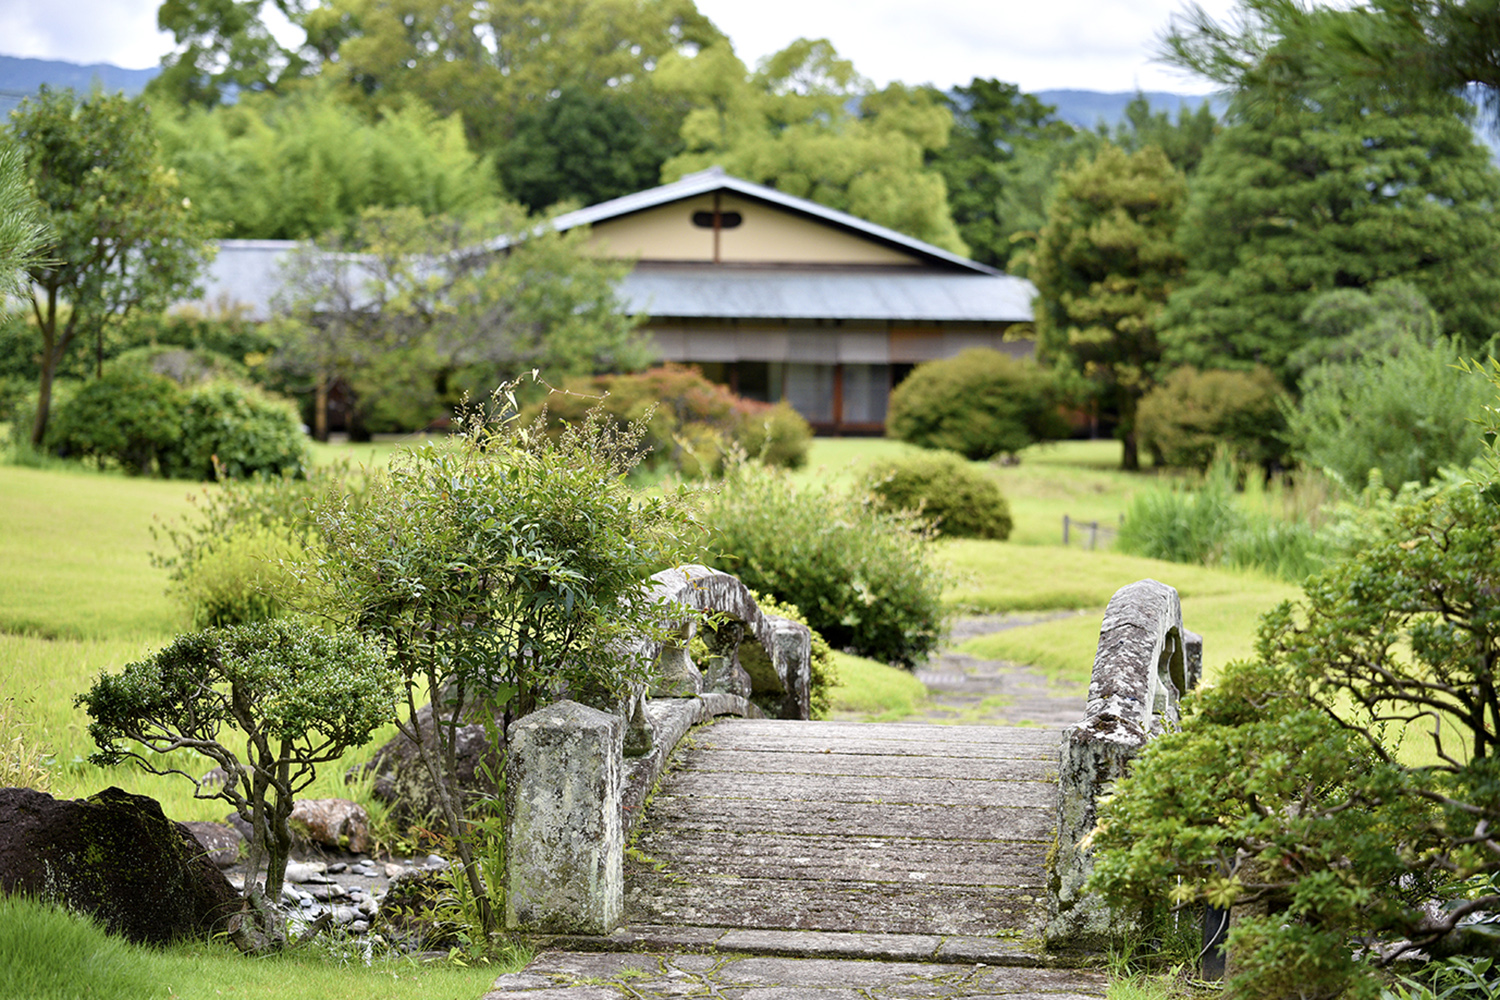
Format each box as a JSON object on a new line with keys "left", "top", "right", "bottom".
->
{"left": 0, "top": 54, "right": 157, "bottom": 115}
{"left": 1033, "top": 89, "right": 1227, "bottom": 131}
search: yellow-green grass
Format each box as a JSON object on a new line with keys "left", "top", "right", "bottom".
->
{"left": 306, "top": 436, "right": 426, "bottom": 470}
{"left": 827, "top": 650, "right": 929, "bottom": 722}
{"left": 1, "top": 893, "right": 521, "bottom": 1000}
{"left": 0, "top": 466, "right": 195, "bottom": 640}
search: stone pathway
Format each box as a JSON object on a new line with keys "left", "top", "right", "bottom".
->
{"left": 903, "top": 614, "right": 1090, "bottom": 728}
{"left": 483, "top": 952, "right": 1108, "bottom": 999}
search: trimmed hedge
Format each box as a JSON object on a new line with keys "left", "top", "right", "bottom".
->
{"left": 1136, "top": 366, "right": 1289, "bottom": 471}
{"left": 861, "top": 451, "right": 1013, "bottom": 540}
{"left": 887, "top": 349, "right": 1067, "bottom": 460}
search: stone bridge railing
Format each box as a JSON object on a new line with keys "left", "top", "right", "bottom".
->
{"left": 1046, "top": 579, "right": 1201, "bottom": 950}
{"left": 503, "top": 565, "right": 812, "bottom": 935}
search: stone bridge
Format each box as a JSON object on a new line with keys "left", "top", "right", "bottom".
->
{"left": 503, "top": 570, "right": 1197, "bottom": 967}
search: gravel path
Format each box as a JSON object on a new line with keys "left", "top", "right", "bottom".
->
{"left": 900, "top": 613, "right": 1092, "bottom": 728}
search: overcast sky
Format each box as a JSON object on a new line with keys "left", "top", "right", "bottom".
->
{"left": 0, "top": 0, "right": 1236, "bottom": 94}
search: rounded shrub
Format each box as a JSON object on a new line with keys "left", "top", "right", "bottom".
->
{"left": 174, "top": 380, "right": 309, "bottom": 481}
{"left": 860, "top": 451, "right": 1012, "bottom": 540}
{"left": 700, "top": 465, "right": 944, "bottom": 668}
{"left": 887, "top": 348, "right": 1067, "bottom": 460}
{"left": 45, "top": 367, "right": 185, "bottom": 475}
{"left": 1136, "top": 365, "right": 1289, "bottom": 471}
{"left": 524, "top": 365, "right": 811, "bottom": 475}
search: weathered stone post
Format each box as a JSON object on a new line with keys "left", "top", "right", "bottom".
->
{"left": 1047, "top": 579, "right": 1190, "bottom": 950}
{"left": 505, "top": 700, "right": 623, "bottom": 935}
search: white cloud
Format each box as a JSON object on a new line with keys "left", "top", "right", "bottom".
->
{"left": 0, "top": 0, "right": 1239, "bottom": 92}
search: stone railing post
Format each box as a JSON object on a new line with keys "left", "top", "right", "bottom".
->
{"left": 505, "top": 700, "right": 623, "bottom": 935}
{"left": 1047, "top": 579, "right": 1193, "bottom": 950}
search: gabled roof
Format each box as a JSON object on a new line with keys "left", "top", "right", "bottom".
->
{"left": 542, "top": 166, "right": 1002, "bottom": 277}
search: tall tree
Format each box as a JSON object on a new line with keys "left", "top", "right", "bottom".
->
{"left": 1102, "top": 93, "right": 1220, "bottom": 174}
{"left": 929, "top": 79, "right": 1078, "bottom": 269}
{"left": 1162, "top": 0, "right": 1500, "bottom": 138}
{"left": 9, "top": 88, "right": 213, "bottom": 447}
{"left": 1032, "top": 144, "right": 1188, "bottom": 470}
{"left": 155, "top": 84, "right": 499, "bottom": 239}
{"left": 1162, "top": 92, "right": 1500, "bottom": 380}
{"left": 658, "top": 38, "right": 967, "bottom": 255}
{"left": 273, "top": 205, "right": 649, "bottom": 438}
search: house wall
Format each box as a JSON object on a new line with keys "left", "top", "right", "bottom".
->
{"left": 646, "top": 318, "right": 1034, "bottom": 433}
{"left": 585, "top": 195, "right": 921, "bottom": 267}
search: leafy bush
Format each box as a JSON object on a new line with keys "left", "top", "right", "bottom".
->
{"left": 174, "top": 524, "right": 304, "bottom": 628}
{"left": 1093, "top": 480, "right": 1500, "bottom": 997}
{"left": 749, "top": 591, "right": 839, "bottom": 720}
{"left": 860, "top": 451, "right": 1013, "bottom": 539}
{"left": 1136, "top": 365, "right": 1289, "bottom": 471}
{"left": 525, "top": 364, "right": 811, "bottom": 475}
{"left": 43, "top": 365, "right": 308, "bottom": 480}
{"left": 886, "top": 348, "right": 1067, "bottom": 460}
{"left": 44, "top": 367, "right": 185, "bottom": 475}
{"left": 1288, "top": 336, "right": 1491, "bottom": 492}
{"left": 700, "top": 464, "right": 944, "bottom": 667}
{"left": 175, "top": 380, "right": 309, "bottom": 481}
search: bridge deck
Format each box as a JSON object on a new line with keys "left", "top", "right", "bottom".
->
{"left": 624, "top": 719, "right": 1062, "bottom": 955}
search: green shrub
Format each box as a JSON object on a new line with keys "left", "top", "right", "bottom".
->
{"left": 749, "top": 591, "right": 839, "bottom": 719}
{"left": 887, "top": 348, "right": 1067, "bottom": 460}
{"left": 1288, "top": 336, "right": 1491, "bottom": 492}
{"left": 525, "top": 365, "right": 811, "bottom": 476}
{"left": 175, "top": 523, "right": 304, "bottom": 628}
{"left": 700, "top": 464, "right": 944, "bottom": 667}
{"left": 175, "top": 380, "right": 309, "bottom": 481}
{"left": 44, "top": 367, "right": 185, "bottom": 475}
{"left": 1093, "top": 481, "right": 1500, "bottom": 997}
{"left": 1136, "top": 365, "right": 1289, "bottom": 471}
{"left": 43, "top": 366, "right": 309, "bottom": 480}
{"left": 860, "top": 451, "right": 1013, "bottom": 539}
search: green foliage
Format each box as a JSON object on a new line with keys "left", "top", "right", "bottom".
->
{"left": 1101, "top": 92, "right": 1220, "bottom": 175}
{"left": 43, "top": 367, "right": 185, "bottom": 476}
{"left": 157, "top": 86, "right": 499, "bottom": 240}
{"left": 929, "top": 78, "right": 1077, "bottom": 270}
{"left": 1117, "top": 460, "right": 1327, "bottom": 582}
{"left": 1162, "top": 90, "right": 1500, "bottom": 379}
{"left": 748, "top": 591, "right": 838, "bottom": 720}
{"left": 43, "top": 364, "right": 309, "bottom": 480}
{"left": 1093, "top": 481, "right": 1500, "bottom": 997}
{"left": 0, "top": 145, "right": 47, "bottom": 299}
{"left": 302, "top": 390, "right": 702, "bottom": 931}
{"left": 1032, "top": 144, "right": 1188, "bottom": 470}
{"left": 886, "top": 348, "right": 1066, "bottom": 460}
{"left": 1288, "top": 336, "right": 1491, "bottom": 492}
{"left": 700, "top": 463, "right": 944, "bottom": 667}
{"left": 497, "top": 87, "right": 668, "bottom": 213}
{"left": 78, "top": 619, "right": 399, "bottom": 909}
{"left": 657, "top": 38, "right": 967, "bottom": 254}
{"left": 1290, "top": 280, "right": 1445, "bottom": 376}
{"left": 8, "top": 86, "right": 213, "bottom": 447}
{"left": 273, "top": 205, "right": 646, "bottom": 438}
{"left": 1135, "top": 365, "right": 1289, "bottom": 471}
{"left": 176, "top": 380, "right": 310, "bottom": 481}
{"left": 1386, "top": 956, "right": 1500, "bottom": 1000}
{"left": 861, "top": 451, "right": 1013, "bottom": 540}
{"left": 173, "top": 524, "right": 303, "bottom": 629}
{"left": 526, "top": 365, "right": 812, "bottom": 476}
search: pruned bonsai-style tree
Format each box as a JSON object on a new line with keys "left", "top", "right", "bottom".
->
{"left": 77, "top": 619, "right": 399, "bottom": 951}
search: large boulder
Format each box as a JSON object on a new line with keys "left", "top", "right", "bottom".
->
{"left": 289, "top": 798, "right": 371, "bottom": 854}
{"left": 358, "top": 701, "right": 504, "bottom": 829}
{"left": 0, "top": 786, "right": 241, "bottom": 944}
